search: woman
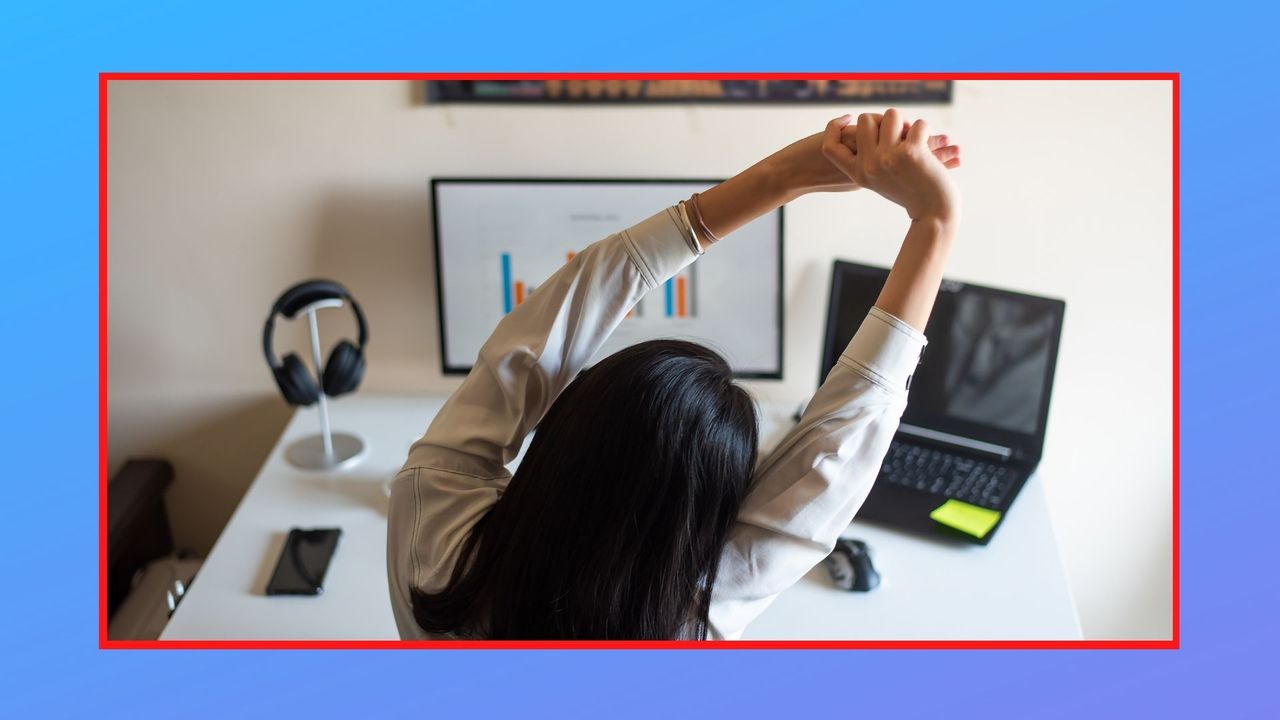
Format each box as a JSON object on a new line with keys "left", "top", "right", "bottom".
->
{"left": 387, "top": 109, "right": 962, "bottom": 639}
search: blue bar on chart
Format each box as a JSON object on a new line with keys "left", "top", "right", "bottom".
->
{"left": 664, "top": 278, "right": 674, "bottom": 317}
{"left": 501, "top": 253, "right": 513, "bottom": 313}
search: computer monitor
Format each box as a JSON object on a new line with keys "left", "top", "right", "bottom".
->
{"left": 821, "top": 260, "right": 1065, "bottom": 462}
{"left": 431, "top": 178, "right": 784, "bottom": 378}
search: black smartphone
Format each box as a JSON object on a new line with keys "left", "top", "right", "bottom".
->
{"left": 265, "top": 528, "right": 342, "bottom": 596}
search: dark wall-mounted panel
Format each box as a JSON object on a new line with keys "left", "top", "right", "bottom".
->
{"left": 426, "top": 79, "right": 952, "bottom": 104}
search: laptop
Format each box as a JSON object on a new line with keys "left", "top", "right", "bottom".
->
{"left": 821, "top": 260, "right": 1066, "bottom": 545}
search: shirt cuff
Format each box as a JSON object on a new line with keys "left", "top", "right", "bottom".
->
{"left": 619, "top": 206, "right": 700, "bottom": 289}
{"left": 839, "top": 307, "right": 929, "bottom": 394}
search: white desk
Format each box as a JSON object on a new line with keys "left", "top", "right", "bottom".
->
{"left": 162, "top": 393, "right": 1080, "bottom": 641}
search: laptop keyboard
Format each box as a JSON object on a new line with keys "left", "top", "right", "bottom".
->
{"left": 878, "top": 441, "right": 1019, "bottom": 510}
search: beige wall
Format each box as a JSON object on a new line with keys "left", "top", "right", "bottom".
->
{"left": 108, "top": 80, "right": 1172, "bottom": 638}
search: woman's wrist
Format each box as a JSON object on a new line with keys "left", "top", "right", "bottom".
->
{"left": 694, "top": 161, "right": 793, "bottom": 243}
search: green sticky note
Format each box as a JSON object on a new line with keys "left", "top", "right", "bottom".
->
{"left": 930, "top": 500, "right": 1002, "bottom": 539}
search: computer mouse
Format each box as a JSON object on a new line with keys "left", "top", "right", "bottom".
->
{"left": 823, "top": 538, "right": 880, "bottom": 592}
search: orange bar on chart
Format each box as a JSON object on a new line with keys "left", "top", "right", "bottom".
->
{"left": 676, "top": 277, "right": 687, "bottom": 318}
{"left": 514, "top": 281, "right": 525, "bottom": 305}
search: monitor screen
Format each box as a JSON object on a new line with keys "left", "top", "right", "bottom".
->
{"left": 822, "top": 261, "right": 1064, "bottom": 451}
{"left": 432, "top": 179, "right": 783, "bottom": 377}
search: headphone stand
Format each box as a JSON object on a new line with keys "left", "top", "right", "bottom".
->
{"left": 284, "top": 298, "right": 367, "bottom": 471}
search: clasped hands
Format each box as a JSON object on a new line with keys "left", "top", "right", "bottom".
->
{"left": 765, "top": 108, "right": 962, "bottom": 223}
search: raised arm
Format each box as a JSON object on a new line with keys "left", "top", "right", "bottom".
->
{"left": 402, "top": 208, "right": 696, "bottom": 478}
{"left": 832, "top": 109, "right": 963, "bottom": 331}
{"left": 708, "top": 110, "right": 963, "bottom": 639}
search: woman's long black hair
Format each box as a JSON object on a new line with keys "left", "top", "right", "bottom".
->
{"left": 410, "top": 339, "right": 759, "bottom": 639}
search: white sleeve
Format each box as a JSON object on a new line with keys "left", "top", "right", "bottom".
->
{"left": 707, "top": 307, "right": 928, "bottom": 639}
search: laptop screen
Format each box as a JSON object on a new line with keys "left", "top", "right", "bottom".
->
{"left": 821, "top": 261, "right": 1065, "bottom": 458}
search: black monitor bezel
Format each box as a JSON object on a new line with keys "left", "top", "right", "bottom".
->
{"left": 821, "top": 259, "right": 1066, "bottom": 462}
{"left": 431, "top": 177, "right": 785, "bottom": 379}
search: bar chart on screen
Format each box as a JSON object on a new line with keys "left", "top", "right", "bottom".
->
{"left": 434, "top": 179, "right": 782, "bottom": 377}
{"left": 500, "top": 250, "right": 697, "bottom": 321}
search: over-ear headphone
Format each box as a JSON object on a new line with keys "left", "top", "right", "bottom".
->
{"left": 262, "top": 279, "right": 368, "bottom": 407}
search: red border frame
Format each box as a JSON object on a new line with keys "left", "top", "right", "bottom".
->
{"left": 99, "top": 72, "right": 1179, "bottom": 650}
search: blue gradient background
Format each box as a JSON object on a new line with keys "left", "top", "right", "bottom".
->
{"left": 1, "top": 1, "right": 1272, "bottom": 716}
